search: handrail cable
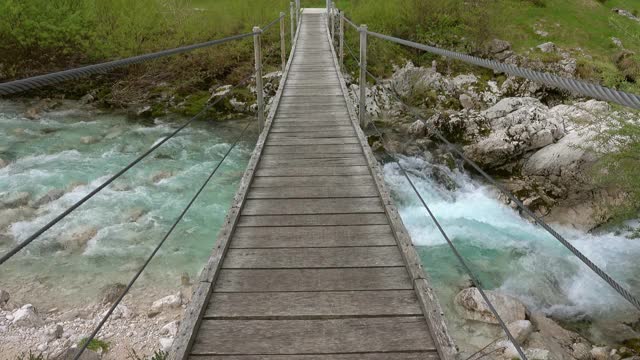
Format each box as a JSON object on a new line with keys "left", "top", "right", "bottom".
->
{"left": 335, "top": 41, "right": 528, "bottom": 360}
{"left": 73, "top": 114, "right": 256, "bottom": 360}
{"left": 0, "top": 32, "right": 253, "bottom": 96}
{"left": 365, "top": 30, "right": 640, "bottom": 110}
{"left": 262, "top": 13, "right": 286, "bottom": 32}
{"left": 340, "top": 13, "right": 359, "bottom": 31}
{"left": 352, "top": 34, "right": 640, "bottom": 311}
{"left": 0, "top": 72, "right": 256, "bottom": 266}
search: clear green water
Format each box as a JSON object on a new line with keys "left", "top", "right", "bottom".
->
{"left": 0, "top": 100, "right": 257, "bottom": 308}
{"left": 0, "top": 101, "right": 638, "bottom": 349}
{"left": 382, "top": 155, "right": 640, "bottom": 348}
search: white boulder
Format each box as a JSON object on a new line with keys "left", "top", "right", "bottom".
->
{"left": 149, "top": 293, "right": 182, "bottom": 317}
{"left": 12, "top": 304, "right": 44, "bottom": 328}
{"left": 454, "top": 287, "right": 526, "bottom": 324}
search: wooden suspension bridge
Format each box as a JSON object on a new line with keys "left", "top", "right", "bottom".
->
{"left": 170, "top": 8, "right": 456, "bottom": 360}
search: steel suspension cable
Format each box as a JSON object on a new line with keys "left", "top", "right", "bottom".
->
{"left": 365, "top": 30, "right": 640, "bottom": 110}
{"left": 361, "top": 57, "right": 640, "bottom": 311}
{"left": 0, "top": 33, "right": 254, "bottom": 96}
{"left": 332, "top": 34, "right": 528, "bottom": 358}
{"left": 0, "top": 72, "right": 256, "bottom": 266}
{"left": 73, "top": 117, "right": 256, "bottom": 360}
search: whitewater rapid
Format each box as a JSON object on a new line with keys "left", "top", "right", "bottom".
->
{"left": 382, "top": 155, "right": 640, "bottom": 346}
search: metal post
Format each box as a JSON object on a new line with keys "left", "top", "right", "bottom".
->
{"left": 253, "top": 26, "right": 265, "bottom": 132}
{"left": 339, "top": 11, "right": 344, "bottom": 68}
{"left": 359, "top": 25, "right": 368, "bottom": 128}
{"left": 295, "top": 0, "right": 300, "bottom": 31}
{"left": 326, "top": 0, "right": 330, "bottom": 28}
{"left": 280, "top": 12, "right": 286, "bottom": 73}
{"left": 290, "top": 2, "right": 295, "bottom": 47}
{"left": 332, "top": 3, "right": 337, "bottom": 45}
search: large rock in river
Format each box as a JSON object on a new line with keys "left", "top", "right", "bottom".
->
{"left": 454, "top": 287, "right": 526, "bottom": 324}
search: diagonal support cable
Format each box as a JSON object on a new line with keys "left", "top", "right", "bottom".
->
{"left": 72, "top": 117, "right": 256, "bottom": 360}
{"left": 0, "top": 72, "right": 256, "bottom": 266}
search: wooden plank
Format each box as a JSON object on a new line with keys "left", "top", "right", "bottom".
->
{"left": 188, "top": 353, "right": 439, "bottom": 360}
{"left": 251, "top": 175, "right": 373, "bottom": 188}
{"left": 247, "top": 185, "right": 378, "bottom": 199}
{"left": 268, "top": 130, "right": 356, "bottom": 139}
{"left": 191, "top": 317, "right": 435, "bottom": 355}
{"left": 258, "top": 156, "right": 366, "bottom": 168}
{"left": 263, "top": 144, "right": 362, "bottom": 155}
{"left": 260, "top": 153, "right": 366, "bottom": 160}
{"left": 265, "top": 138, "right": 359, "bottom": 146}
{"left": 205, "top": 290, "right": 422, "bottom": 319}
{"left": 213, "top": 267, "right": 413, "bottom": 292}
{"left": 280, "top": 95, "right": 344, "bottom": 103}
{"left": 270, "top": 126, "right": 354, "bottom": 133}
{"left": 222, "top": 246, "right": 403, "bottom": 269}
{"left": 230, "top": 225, "right": 395, "bottom": 248}
{"left": 237, "top": 214, "right": 389, "bottom": 227}
{"left": 242, "top": 198, "right": 383, "bottom": 215}
{"left": 255, "top": 165, "right": 369, "bottom": 177}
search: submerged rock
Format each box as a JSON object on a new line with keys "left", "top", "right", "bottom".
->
{"left": 99, "top": 283, "right": 126, "bottom": 305}
{"left": 60, "top": 227, "right": 98, "bottom": 251}
{"left": 0, "top": 207, "right": 36, "bottom": 230}
{"left": 454, "top": 287, "right": 526, "bottom": 324}
{"left": 0, "top": 192, "right": 31, "bottom": 209}
{"left": 31, "top": 189, "right": 65, "bottom": 207}
{"left": 151, "top": 171, "right": 174, "bottom": 183}
{"left": 80, "top": 136, "right": 100, "bottom": 145}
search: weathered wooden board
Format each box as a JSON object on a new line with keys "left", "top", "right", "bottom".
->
{"left": 260, "top": 152, "right": 366, "bottom": 160}
{"left": 263, "top": 144, "right": 362, "bottom": 155}
{"left": 230, "top": 225, "right": 395, "bottom": 248}
{"left": 251, "top": 175, "right": 373, "bottom": 188}
{"left": 213, "top": 267, "right": 413, "bottom": 292}
{"left": 242, "top": 198, "right": 383, "bottom": 215}
{"left": 188, "top": 353, "right": 439, "bottom": 360}
{"left": 258, "top": 156, "right": 366, "bottom": 168}
{"left": 255, "top": 165, "right": 369, "bottom": 177}
{"left": 247, "top": 185, "right": 378, "bottom": 199}
{"left": 237, "top": 213, "right": 389, "bottom": 227}
{"left": 266, "top": 138, "right": 359, "bottom": 146}
{"left": 191, "top": 317, "right": 435, "bottom": 355}
{"left": 222, "top": 246, "right": 403, "bottom": 269}
{"left": 270, "top": 126, "right": 354, "bottom": 133}
{"left": 268, "top": 130, "right": 356, "bottom": 139}
{"left": 205, "top": 290, "right": 422, "bottom": 318}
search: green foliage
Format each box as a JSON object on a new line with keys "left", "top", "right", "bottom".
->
{"left": 589, "top": 110, "right": 640, "bottom": 221}
{"left": 127, "top": 349, "right": 168, "bottom": 360}
{"left": 14, "top": 351, "right": 45, "bottom": 360}
{"left": 78, "top": 337, "right": 110, "bottom": 353}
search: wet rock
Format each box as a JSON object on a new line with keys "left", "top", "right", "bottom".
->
{"left": 528, "top": 312, "right": 588, "bottom": 360}
{"left": 151, "top": 171, "right": 174, "bottom": 183}
{"left": 31, "top": 189, "right": 65, "bottom": 207}
{"left": 24, "top": 99, "right": 61, "bottom": 119}
{"left": 507, "top": 320, "right": 534, "bottom": 343}
{"left": 537, "top": 42, "right": 557, "bottom": 53}
{"left": 148, "top": 293, "right": 182, "bottom": 317}
{"left": 80, "top": 136, "right": 100, "bottom": 145}
{"left": 99, "top": 283, "right": 126, "bottom": 305}
{"left": 61, "top": 227, "right": 98, "bottom": 251}
{"left": 12, "top": 304, "right": 44, "bottom": 328}
{"left": 454, "top": 287, "right": 526, "bottom": 324}
{"left": 0, "top": 158, "right": 7, "bottom": 169}
{"left": 127, "top": 208, "right": 147, "bottom": 222}
{"left": 136, "top": 105, "right": 153, "bottom": 117}
{"left": 0, "top": 192, "right": 31, "bottom": 208}
{"left": 0, "top": 207, "right": 36, "bottom": 230}
{"left": 0, "top": 289, "right": 9, "bottom": 305}
{"left": 160, "top": 320, "right": 180, "bottom": 337}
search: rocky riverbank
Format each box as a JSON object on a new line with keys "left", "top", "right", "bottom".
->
{"left": 349, "top": 39, "right": 639, "bottom": 232}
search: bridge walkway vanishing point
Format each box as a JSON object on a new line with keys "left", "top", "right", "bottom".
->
{"left": 171, "top": 9, "right": 456, "bottom": 360}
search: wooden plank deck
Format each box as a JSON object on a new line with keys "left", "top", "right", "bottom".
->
{"left": 171, "top": 9, "right": 456, "bottom": 360}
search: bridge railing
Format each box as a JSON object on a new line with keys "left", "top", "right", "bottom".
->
{"left": 329, "top": 3, "right": 640, "bottom": 359}
{"left": 0, "top": 9, "right": 297, "bottom": 360}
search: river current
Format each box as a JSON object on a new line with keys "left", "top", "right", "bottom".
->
{"left": 1, "top": 101, "right": 638, "bottom": 349}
